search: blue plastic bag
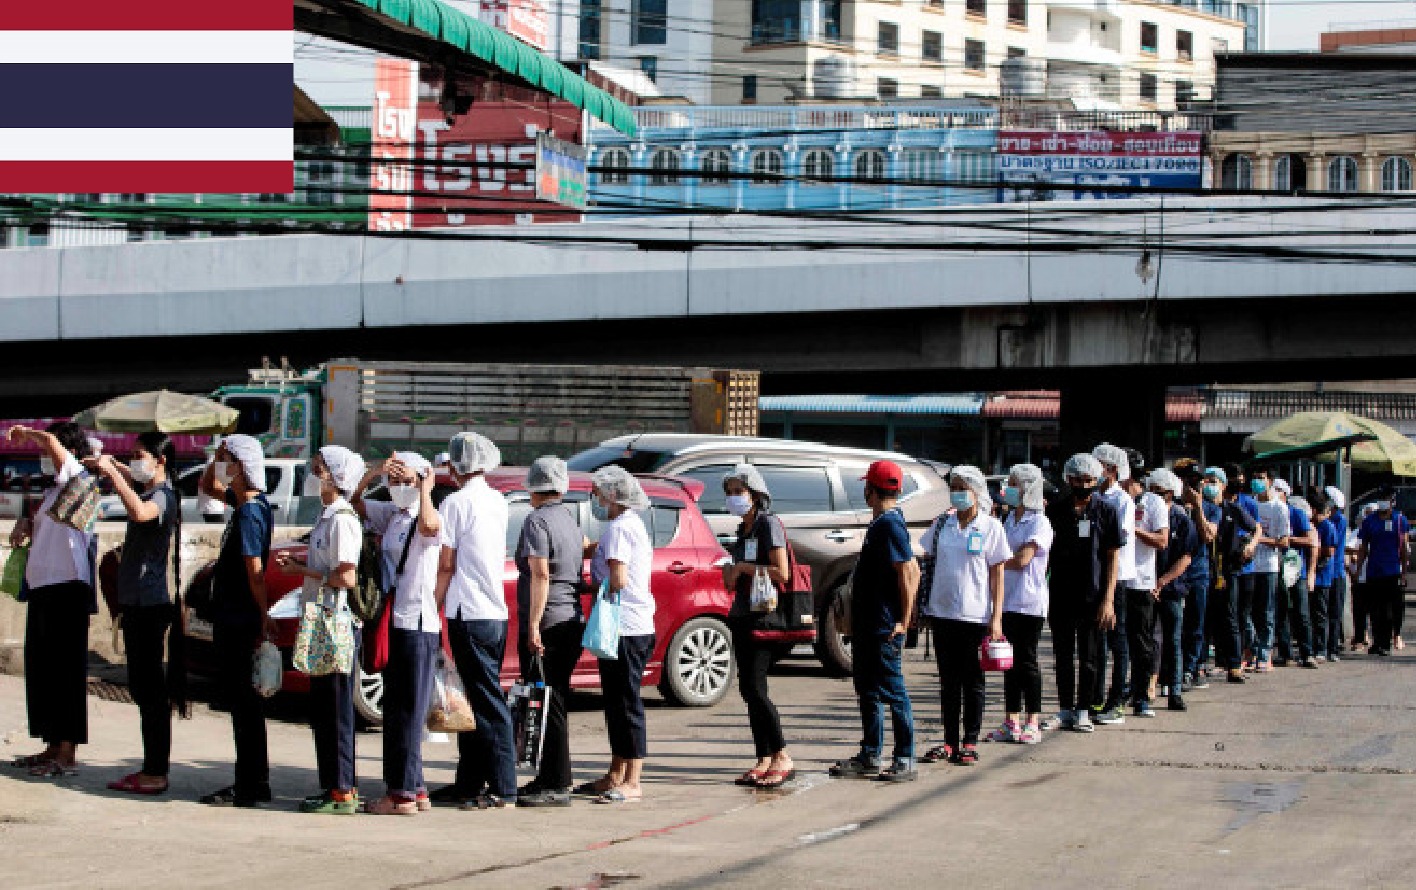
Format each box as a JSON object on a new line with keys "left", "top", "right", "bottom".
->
{"left": 582, "top": 581, "right": 621, "bottom": 660}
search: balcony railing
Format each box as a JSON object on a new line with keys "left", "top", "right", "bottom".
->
{"left": 1003, "top": 107, "right": 1215, "bottom": 132}
{"left": 598, "top": 105, "right": 999, "bottom": 133}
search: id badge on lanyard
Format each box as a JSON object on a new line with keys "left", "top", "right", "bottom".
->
{"left": 743, "top": 539, "right": 759, "bottom": 562}
{"left": 966, "top": 528, "right": 984, "bottom": 555}
{"left": 1078, "top": 519, "right": 1091, "bottom": 537}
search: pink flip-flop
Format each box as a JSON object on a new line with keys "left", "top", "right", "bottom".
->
{"left": 107, "top": 773, "right": 168, "bottom": 795}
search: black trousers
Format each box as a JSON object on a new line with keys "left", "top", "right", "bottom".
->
{"left": 213, "top": 610, "right": 269, "bottom": 798}
{"left": 1048, "top": 595, "right": 1103, "bottom": 713}
{"left": 122, "top": 603, "right": 174, "bottom": 775}
{"left": 1209, "top": 573, "right": 1244, "bottom": 670}
{"left": 449, "top": 618, "right": 517, "bottom": 799}
{"left": 383, "top": 628, "right": 439, "bottom": 797}
{"left": 1368, "top": 575, "right": 1403, "bottom": 651}
{"left": 1125, "top": 588, "right": 1157, "bottom": 704}
{"left": 598, "top": 634, "right": 654, "bottom": 759}
{"left": 1352, "top": 580, "right": 1370, "bottom": 644}
{"left": 1098, "top": 586, "right": 1130, "bottom": 709}
{"left": 930, "top": 618, "right": 987, "bottom": 749}
{"left": 1001, "top": 612, "right": 1044, "bottom": 715}
{"left": 309, "top": 631, "right": 359, "bottom": 793}
{"left": 25, "top": 581, "right": 93, "bottom": 746}
{"left": 729, "top": 620, "right": 786, "bottom": 758}
{"left": 1309, "top": 582, "right": 1331, "bottom": 658}
{"left": 519, "top": 619, "right": 585, "bottom": 790}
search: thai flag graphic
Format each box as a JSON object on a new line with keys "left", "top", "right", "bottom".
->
{"left": 0, "top": 0, "right": 293, "bottom": 193}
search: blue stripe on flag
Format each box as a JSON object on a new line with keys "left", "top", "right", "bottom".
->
{"left": 0, "top": 63, "right": 292, "bottom": 128}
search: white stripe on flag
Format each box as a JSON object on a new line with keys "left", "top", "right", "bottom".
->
{"left": 0, "top": 31, "right": 292, "bottom": 65}
{"left": 0, "top": 129, "right": 292, "bottom": 161}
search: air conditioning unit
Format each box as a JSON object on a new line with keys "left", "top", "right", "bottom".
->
{"left": 812, "top": 56, "right": 854, "bottom": 99}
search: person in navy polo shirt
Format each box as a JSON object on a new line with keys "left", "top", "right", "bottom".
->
{"left": 1356, "top": 492, "right": 1410, "bottom": 657}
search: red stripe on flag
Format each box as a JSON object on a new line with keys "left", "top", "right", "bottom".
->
{"left": 0, "top": 162, "right": 294, "bottom": 194}
{"left": 0, "top": 1, "right": 292, "bottom": 30}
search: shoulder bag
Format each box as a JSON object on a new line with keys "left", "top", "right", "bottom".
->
{"left": 49, "top": 473, "right": 101, "bottom": 532}
{"left": 361, "top": 522, "right": 416, "bottom": 675}
{"left": 751, "top": 517, "right": 817, "bottom": 644}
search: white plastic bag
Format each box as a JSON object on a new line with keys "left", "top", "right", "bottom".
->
{"left": 252, "top": 640, "right": 282, "bottom": 699}
{"left": 750, "top": 567, "right": 778, "bottom": 614}
{"left": 427, "top": 653, "right": 476, "bottom": 733}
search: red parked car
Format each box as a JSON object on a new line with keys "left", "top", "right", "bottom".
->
{"left": 180, "top": 469, "right": 738, "bottom": 724}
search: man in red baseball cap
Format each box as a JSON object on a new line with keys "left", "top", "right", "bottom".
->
{"left": 828, "top": 460, "right": 920, "bottom": 783}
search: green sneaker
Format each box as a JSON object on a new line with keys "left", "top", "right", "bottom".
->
{"left": 300, "top": 792, "right": 358, "bottom": 815}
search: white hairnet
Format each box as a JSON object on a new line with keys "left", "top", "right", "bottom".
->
{"left": 591, "top": 465, "right": 650, "bottom": 511}
{"left": 1008, "top": 463, "right": 1046, "bottom": 511}
{"left": 87, "top": 436, "right": 104, "bottom": 456}
{"left": 434, "top": 451, "right": 450, "bottom": 467}
{"left": 1145, "top": 468, "right": 1182, "bottom": 498}
{"left": 950, "top": 464, "right": 992, "bottom": 514}
{"left": 526, "top": 456, "right": 570, "bottom": 494}
{"left": 1290, "top": 495, "right": 1312, "bottom": 518}
{"left": 1362, "top": 502, "right": 1378, "bottom": 517}
{"left": 1325, "top": 486, "right": 1346, "bottom": 510}
{"left": 390, "top": 451, "right": 432, "bottom": 479}
{"left": 448, "top": 432, "right": 500, "bottom": 475}
{"left": 1063, "top": 453, "right": 1103, "bottom": 480}
{"left": 1092, "top": 443, "right": 1130, "bottom": 481}
{"left": 1273, "top": 479, "right": 1292, "bottom": 496}
{"left": 318, "top": 445, "right": 366, "bottom": 497}
{"left": 223, "top": 434, "right": 266, "bottom": 491}
{"left": 722, "top": 464, "right": 771, "bottom": 507}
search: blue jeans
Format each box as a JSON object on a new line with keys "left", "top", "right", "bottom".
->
{"left": 448, "top": 618, "right": 518, "bottom": 799}
{"left": 1326, "top": 575, "right": 1348, "bottom": 656}
{"left": 852, "top": 632, "right": 913, "bottom": 761}
{"left": 1247, "top": 572, "right": 1277, "bottom": 663}
{"left": 1099, "top": 586, "right": 1131, "bottom": 709}
{"left": 1182, "top": 571, "right": 1210, "bottom": 677}
{"left": 1157, "top": 596, "right": 1184, "bottom": 692}
{"left": 383, "top": 628, "right": 439, "bottom": 797}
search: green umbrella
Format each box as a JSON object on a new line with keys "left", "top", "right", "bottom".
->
{"left": 74, "top": 390, "right": 239, "bottom": 435}
{"left": 1244, "top": 411, "right": 1416, "bottom": 477}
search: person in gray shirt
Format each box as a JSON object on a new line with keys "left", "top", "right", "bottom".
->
{"left": 514, "top": 456, "right": 589, "bottom": 807}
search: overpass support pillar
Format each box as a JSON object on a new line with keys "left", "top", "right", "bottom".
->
{"left": 1058, "top": 374, "right": 1166, "bottom": 472}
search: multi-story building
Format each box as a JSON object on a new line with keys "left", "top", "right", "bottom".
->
{"left": 1321, "top": 20, "right": 1416, "bottom": 54}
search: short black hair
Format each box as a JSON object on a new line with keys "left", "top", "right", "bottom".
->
{"left": 136, "top": 431, "right": 176, "bottom": 471}
{"left": 46, "top": 420, "right": 89, "bottom": 460}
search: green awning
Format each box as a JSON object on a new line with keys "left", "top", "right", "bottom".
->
{"left": 351, "top": 0, "right": 637, "bottom": 136}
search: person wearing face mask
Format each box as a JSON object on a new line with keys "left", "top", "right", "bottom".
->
{"left": 354, "top": 452, "right": 443, "bottom": 816}
{"left": 719, "top": 464, "right": 794, "bottom": 788}
{"left": 88, "top": 432, "right": 186, "bottom": 794}
{"left": 1043, "top": 454, "right": 1121, "bottom": 733}
{"left": 196, "top": 433, "right": 275, "bottom": 807}
{"left": 1356, "top": 491, "right": 1410, "bottom": 657}
{"left": 1213, "top": 467, "right": 1257, "bottom": 683}
{"left": 1271, "top": 482, "right": 1319, "bottom": 669}
{"left": 1245, "top": 469, "right": 1290, "bottom": 673}
{"left": 1147, "top": 469, "right": 1196, "bottom": 712}
{"left": 1090, "top": 443, "right": 1137, "bottom": 725}
{"left": 1321, "top": 486, "right": 1348, "bottom": 658}
{"left": 274, "top": 446, "right": 366, "bottom": 814}
{"left": 580, "top": 466, "right": 657, "bottom": 803}
{"left": 198, "top": 440, "right": 227, "bottom": 523}
{"left": 1309, "top": 492, "right": 1341, "bottom": 663}
{"left": 992, "top": 464, "right": 1052, "bottom": 744}
{"left": 5, "top": 422, "right": 95, "bottom": 777}
{"left": 1179, "top": 466, "right": 1223, "bottom": 689}
{"left": 434, "top": 432, "right": 516, "bottom": 810}
{"left": 917, "top": 466, "right": 1010, "bottom": 765}
{"left": 1119, "top": 449, "right": 1168, "bottom": 718}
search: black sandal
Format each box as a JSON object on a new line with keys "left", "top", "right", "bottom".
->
{"left": 460, "top": 793, "right": 509, "bottom": 810}
{"left": 951, "top": 746, "right": 979, "bottom": 766}
{"left": 919, "top": 745, "right": 953, "bottom": 764}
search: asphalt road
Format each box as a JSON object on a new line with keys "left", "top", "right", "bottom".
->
{"left": 3, "top": 633, "right": 1416, "bottom": 889}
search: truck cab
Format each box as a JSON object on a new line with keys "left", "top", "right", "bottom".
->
{"left": 213, "top": 372, "right": 323, "bottom": 461}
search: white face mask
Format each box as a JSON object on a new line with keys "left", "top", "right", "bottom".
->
{"left": 128, "top": 458, "right": 155, "bottom": 484}
{"left": 38, "top": 456, "right": 55, "bottom": 476}
{"left": 214, "top": 461, "right": 236, "bottom": 485}
{"left": 302, "top": 473, "right": 325, "bottom": 498}
{"left": 725, "top": 493, "right": 753, "bottom": 516}
{"left": 388, "top": 483, "right": 420, "bottom": 512}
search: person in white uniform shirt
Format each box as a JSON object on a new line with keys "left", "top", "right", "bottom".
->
{"left": 995, "top": 463, "right": 1054, "bottom": 745}
{"left": 1248, "top": 468, "right": 1291, "bottom": 672}
{"left": 579, "top": 466, "right": 656, "bottom": 803}
{"left": 1091, "top": 443, "right": 1138, "bottom": 725}
{"left": 355, "top": 451, "right": 444, "bottom": 816}
{"left": 918, "top": 465, "right": 1011, "bottom": 767}
{"left": 6, "top": 422, "right": 95, "bottom": 777}
{"left": 275, "top": 446, "right": 365, "bottom": 814}
{"left": 434, "top": 432, "right": 516, "bottom": 810}
{"left": 1123, "top": 449, "right": 1169, "bottom": 718}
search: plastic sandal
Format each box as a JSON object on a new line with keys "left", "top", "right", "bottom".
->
{"left": 29, "top": 760, "right": 78, "bottom": 778}
{"left": 573, "top": 780, "right": 613, "bottom": 797}
{"left": 919, "top": 745, "right": 953, "bottom": 764}
{"left": 10, "top": 753, "right": 53, "bottom": 769}
{"left": 107, "top": 773, "right": 167, "bottom": 795}
{"left": 754, "top": 768, "right": 796, "bottom": 789}
{"left": 1018, "top": 725, "right": 1042, "bottom": 745}
{"left": 594, "top": 789, "right": 641, "bottom": 804}
{"left": 952, "top": 746, "right": 979, "bottom": 766}
{"left": 985, "top": 721, "right": 1020, "bottom": 743}
{"left": 364, "top": 795, "right": 418, "bottom": 816}
{"left": 735, "top": 769, "right": 767, "bottom": 787}
{"left": 461, "top": 794, "right": 511, "bottom": 811}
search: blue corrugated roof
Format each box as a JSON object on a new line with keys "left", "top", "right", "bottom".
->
{"left": 760, "top": 394, "right": 984, "bottom": 416}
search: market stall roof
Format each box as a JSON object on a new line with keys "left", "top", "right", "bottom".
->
{"left": 294, "top": 0, "right": 638, "bottom": 136}
{"left": 760, "top": 394, "right": 984, "bottom": 416}
{"left": 1247, "top": 433, "right": 1378, "bottom": 465}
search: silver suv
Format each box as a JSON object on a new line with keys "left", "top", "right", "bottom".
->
{"left": 568, "top": 434, "right": 952, "bottom": 674}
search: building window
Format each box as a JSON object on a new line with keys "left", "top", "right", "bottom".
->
{"left": 1175, "top": 80, "right": 1194, "bottom": 109}
{"left": 700, "top": 148, "right": 732, "bottom": 179}
{"left": 1007, "top": 46, "right": 1027, "bottom": 58}
{"left": 598, "top": 148, "right": 630, "bottom": 184}
{"left": 1382, "top": 157, "right": 1413, "bottom": 192}
{"left": 878, "top": 22, "right": 899, "bottom": 55}
{"left": 1008, "top": 0, "right": 1027, "bottom": 26}
{"left": 922, "top": 30, "right": 942, "bottom": 63}
{"left": 966, "top": 0, "right": 986, "bottom": 19}
{"left": 921, "top": 85, "right": 943, "bottom": 99}
{"left": 650, "top": 148, "right": 680, "bottom": 185}
{"left": 854, "top": 150, "right": 885, "bottom": 180}
{"left": 579, "top": 0, "right": 602, "bottom": 59}
{"left": 632, "top": 0, "right": 667, "bottom": 45}
{"left": 1140, "top": 21, "right": 1158, "bottom": 54}
{"left": 955, "top": 151, "right": 992, "bottom": 183}
{"left": 1176, "top": 29, "right": 1193, "bottom": 61}
{"left": 965, "top": 39, "right": 985, "bottom": 72}
{"left": 639, "top": 56, "right": 658, "bottom": 82}
{"left": 751, "top": 149, "right": 784, "bottom": 184}
{"left": 904, "top": 149, "right": 940, "bottom": 182}
{"left": 742, "top": 75, "right": 757, "bottom": 101}
{"left": 1139, "top": 73, "right": 1157, "bottom": 103}
{"left": 1273, "top": 155, "right": 1291, "bottom": 191}
{"left": 801, "top": 149, "right": 834, "bottom": 183}
{"left": 1327, "top": 155, "right": 1358, "bottom": 192}
{"left": 877, "top": 77, "right": 898, "bottom": 99}
{"left": 1221, "top": 153, "right": 1252, "bottom": 190}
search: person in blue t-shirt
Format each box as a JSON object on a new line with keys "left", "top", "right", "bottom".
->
{"left": 1356, "top": 494, "right": 1411, "bottom": 656}
{"left": 1309, "top": 492, "right": 1342, "bottom": 662}
{"left": 830, "top": 461, "right": 920, "bottom": 783}
{"left": 1273, "top": 481, "right": 1318, "bottom": 668}
{"left": 1174, "top": 460, "right": 1219, "bottom": 690}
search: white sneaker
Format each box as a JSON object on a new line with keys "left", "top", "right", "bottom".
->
{"left": 1072, "top": 710, "right": 1095, "bottom": 733}
{"left": 1042, "top": 710, "right": 1075, "bottom": 731}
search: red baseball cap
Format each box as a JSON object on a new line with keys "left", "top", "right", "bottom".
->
{"left": 861, "top": 460, "right": 904, "bottom": 493}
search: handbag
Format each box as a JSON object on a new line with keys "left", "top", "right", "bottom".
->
{"left": 361, "top": 522, "right": 416, "bottom": 675}
{"left": 751, "top": 538, "right": 817, "bottom": 645}
{"left": 979, "top": 636, "right": 1014, "bottom": 672}
{"left": 293, "top": 599, "right": 355, "bottom": 676}
{"left": 509, "top": 654, "right": 552, "bottom": 769}
{"left": 915, "top": 515, "right": 947, "bottom": 618}
{"left": 48, "top": 473, "right": 101, "bottom": 532}
{"left": 582, "top": 580, "right": 622, "bottom": 660}
{"left": 1, "top": 545, "right": 28, "bottom": 599}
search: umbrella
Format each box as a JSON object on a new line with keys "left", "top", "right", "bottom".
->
{"left": 74, "top": 390, "right": 239, "bottom": 435}
{"left": 1245, "top": 411, "right": 1416, "bottom": 476}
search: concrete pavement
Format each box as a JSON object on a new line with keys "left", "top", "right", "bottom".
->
{"left": 3, "top": 642, "right": 1416, "bottom": 889}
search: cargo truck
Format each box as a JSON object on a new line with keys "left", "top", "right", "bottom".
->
{"left": 214, "top": 358, "right": 760, "bottom": 463}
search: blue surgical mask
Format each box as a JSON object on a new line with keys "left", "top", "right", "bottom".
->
{"left": 1251, "top": 480, "right": 1268, "bottom": 495}
{"left": 1202, "top": 484, "right": 1220, "bottom": 501}
{"left": 591, "top": 499, "right": 610, "bottom": 521}
{"left": 1002, "top": 486, "right": 1021, "bottom": 507}
{"left": 950, "top": 490, "right": 974, "bottom": 511}
{"left": 725, "top": 493, "right": 753, "bottom": 517}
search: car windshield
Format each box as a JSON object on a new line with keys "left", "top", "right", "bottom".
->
{"left": 566, "top": 445, "right": 672, "bottom": 474}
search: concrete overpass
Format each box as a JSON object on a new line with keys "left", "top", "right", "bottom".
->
{"left": 1, "top": 196, "right": 1413, "bottom": 457}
